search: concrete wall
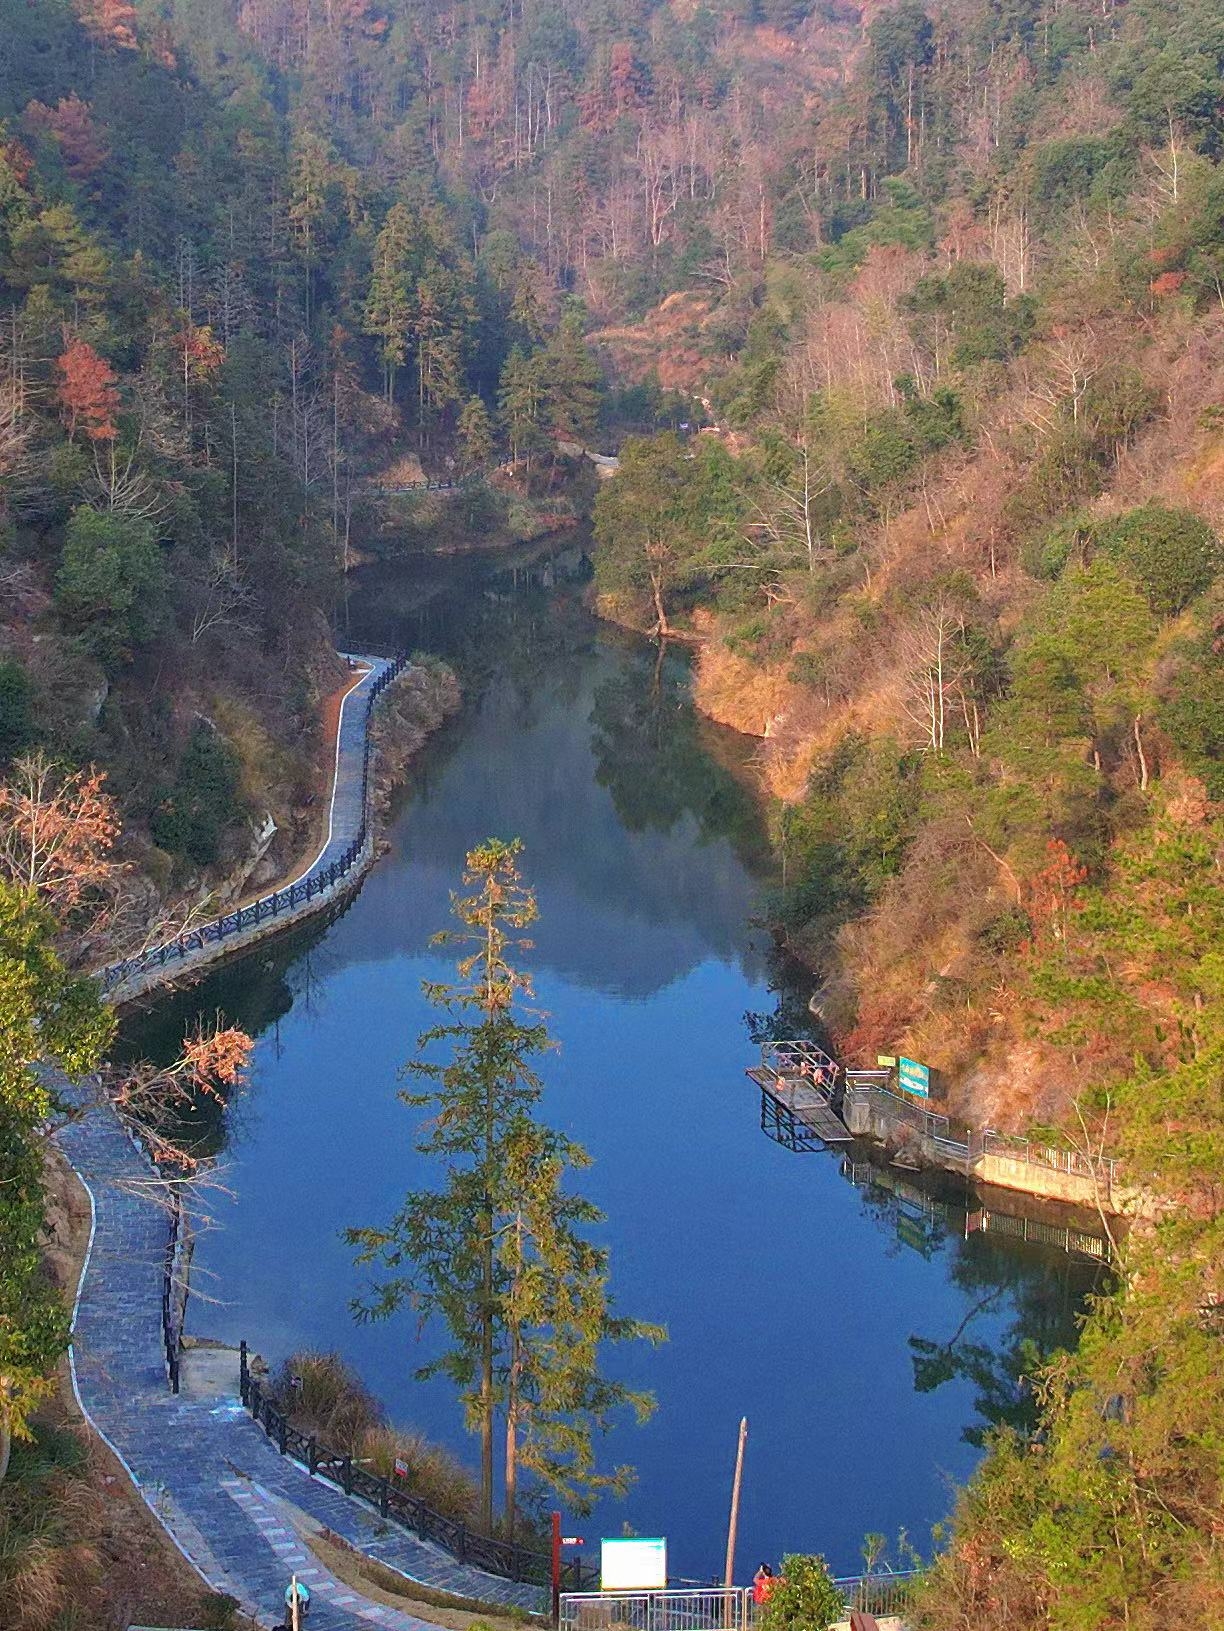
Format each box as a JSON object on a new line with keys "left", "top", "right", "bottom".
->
{"left": 842, "top": 1083, "right": 1141, "bottom": 1217}
{"left": 970, "top": 1151, "right": 1107, "bottom": 1211}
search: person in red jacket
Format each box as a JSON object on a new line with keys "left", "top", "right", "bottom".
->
{"left": 752, "top": 1564, "right": 776, "bottom": 1607}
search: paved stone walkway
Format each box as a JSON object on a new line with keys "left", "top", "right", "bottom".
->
{"left": 101, "top": 653, "right": 398, "bottom": 1003}
{"left": 56, "top": 1080, "right": 547, "bottom": 1628}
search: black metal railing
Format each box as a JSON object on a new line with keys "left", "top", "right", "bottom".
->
{"left": 161, "top": 1191, "right": 190, "bottom": 1393}
{"left": 98, "top": 654, "right": 410, "bottom": 994}
{"left": 237, "top": 1343, "right": 595, "bottom": 1591}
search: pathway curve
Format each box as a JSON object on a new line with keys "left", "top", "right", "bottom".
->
{"left": 56, "top": 1079, "right": 547, "bottom": 1629}
{"left": 99, "top": 653, "right": 403, "bottom": 1004}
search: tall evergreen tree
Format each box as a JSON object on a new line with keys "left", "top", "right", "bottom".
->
{"left": 348, "top": 840, "right": 661, "bottom": 1533}
{"left": 364, "top": 202, "right": 416, "bottom": 403}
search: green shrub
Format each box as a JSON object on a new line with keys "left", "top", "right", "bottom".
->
{"left": 1020, "top": 514, "right": 1096, "bottom": 581}
{"left": 54, "top": 506, "right": 164, "bottom": 670}
{"left": 978, "top": 907, "right": 1033, "bottom": 955}
{"left": 0, "top": 657, "right": 36, "bottom": 764}
{"left": 150, "top": 723, "right": 244, "bottom": 868}
{"left": 1098, "top": 504, "right": 1221, "bottom": 616}
{"left": 757, "top": 1553, "right": 845, "bottom": 1631}
{"left": 1159, "top": 633, "right": 1224, "bottom": 797}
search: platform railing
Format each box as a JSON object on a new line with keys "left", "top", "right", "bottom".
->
{"left": 559, "top": 1573, "right": 921, "bottom": 1630}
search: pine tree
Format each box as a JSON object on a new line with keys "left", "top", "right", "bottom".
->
{"left": 363, "top": 203, "right": 416, "bottom": 404}
{"left": 499, "top": 1119, "right": 661, "bottom": 1536}
{"left": 349, "top": 839, "right": 548, "bottom": 1531}
{"left": 457, "top": 396, "right": 495, "bottom": 473}
{"left": 348, "top": 841, "right": 661, "bottom": 1534}
{"left": 542, "top": 310, "right": 602, "bottom": 447}
{"left": 498, "top": 347, "right": 547, "bottom": 473}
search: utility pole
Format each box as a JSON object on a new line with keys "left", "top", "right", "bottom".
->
{"left": 551, "top": 1510, "right": 563, "bottom": 1627}
{"left": 724, "top": 1417, "right": 748, "bottom": 1624}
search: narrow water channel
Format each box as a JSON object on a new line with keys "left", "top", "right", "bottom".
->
{"left": 123, "top": 550, "right": 1101, "bottom": 1582}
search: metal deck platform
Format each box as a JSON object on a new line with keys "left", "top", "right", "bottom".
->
{"left": 748, "top": 1062, "right": 852, "bottom": 1146}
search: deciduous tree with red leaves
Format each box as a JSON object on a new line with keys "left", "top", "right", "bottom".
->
{"left": 0, "top": 751, "right": 122, "bottom": 923}
{"left": 24, "top": 95, "right": 108, "bottom": 183}
{"left": 56, "top": 339, "right": 120, "bottom": 443}
{"left": 74, "top": 0, "right": 138, "bottom": 50}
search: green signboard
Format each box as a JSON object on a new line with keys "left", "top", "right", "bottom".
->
{"left": 898, "top": 1056, "right": 929, "bottom": 1098}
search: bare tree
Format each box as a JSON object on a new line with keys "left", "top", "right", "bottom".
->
{"left": 189, "top": 551, "right": 254, "bottom": 645}
{"left": 896, "top": 600, "right": 971, "bottom": 752}
{"left": 748, "top": 435, "right": 837, "bottom": 576}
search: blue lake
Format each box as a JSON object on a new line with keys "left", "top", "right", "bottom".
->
{"left": 124, "top": 564, "right": 1098, "bottom": 1583}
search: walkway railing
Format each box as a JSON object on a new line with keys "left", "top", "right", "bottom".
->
{"left": 98, "top": 653, "right": 410, "bottom": 995}
{"left": 979, "top": 1128, "right": 1115, "bottom": 1187}
{"left": 161, "top": 1189, "right": 190, "bottom": 1394}
{"left": 558, "top": 1575, "right": 920, "bottom": 1629}
{"left": 239, "top": 1345, "right": 595, "bottom": 1592}
{"left": 841, "top": 1069, "right": 1114, "bottom": 1191}
{"left": 371, "top": 477, "right": 461, "bottom": 494}
{"left": 970, "top": 1207, "right": 1109, "bottom": 1260}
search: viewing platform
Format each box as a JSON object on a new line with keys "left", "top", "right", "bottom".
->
{"left": 747, "top": 1040, "right": 851, "bottom": 1150}
{"left": 747, "top": 1040, "right": 1129, "bottom": 1221}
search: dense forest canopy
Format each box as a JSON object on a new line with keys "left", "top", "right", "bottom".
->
{"left": 2, "top": 0, "right": 1224, "bottom": 1622}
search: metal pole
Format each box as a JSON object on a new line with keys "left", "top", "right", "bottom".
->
{"left": 551, "top": 1510, "right": 562, "bottom": 1628}
{"left": 290, "top": 1572, "right": 300, "bottom": 1631}
{"left": 724, "top": 1418, "right": 748, "bottom": 1626}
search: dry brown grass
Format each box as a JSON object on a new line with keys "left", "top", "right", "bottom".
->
{"left": 360, "top": 1427, "right": 481, "bottom": 1526}
{"left": 273, "top": 1351, "right": 483, "bottom": 1526}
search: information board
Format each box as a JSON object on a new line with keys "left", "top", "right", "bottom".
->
{"left": 898, "top": 1056, "right": 930, "bottom": 1098}
{"left": 601, "top": 1537, "right": 667, "bottom": 1591}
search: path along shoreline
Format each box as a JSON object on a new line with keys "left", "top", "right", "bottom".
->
{"left": 54, "top": 1072, "right": 547, "bottom": 1629}
{"left": 50, "top": 647, "right": 543, "bottom": 1627}
{"left": 97, "top": 652, "right": 404, "bottom": 1006}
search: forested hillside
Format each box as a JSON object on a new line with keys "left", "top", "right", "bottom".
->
{"left": 2, "top": 0, "right": 1224, "bottom": 1622}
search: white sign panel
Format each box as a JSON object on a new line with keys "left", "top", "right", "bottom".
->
{"left": 601, "top": 1537, "right": 667, "bottom": 1591}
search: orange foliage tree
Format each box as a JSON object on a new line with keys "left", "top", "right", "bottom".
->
{"left": 0, "top": 752, "right": 122, "bottom": 921}
{"left": 107, "top": 1018, "right": 255, "bottom": 1173}
{"left": 1029, "top": 838, "right": 1089, "bottom": 947}
{"left": 180, "top": 323, "right": 225, "bottom": 379}
{"left": 24, "top": 94, "right": 108, "bottom": 182}
{"left": 74, "top": 0, "right": 138, "bottom": 49}
{"left": 56, "top": 339, "right": 120, "bottom": 443}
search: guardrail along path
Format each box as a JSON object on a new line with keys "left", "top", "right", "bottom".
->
{"left": 99, "top": 654, "right": 405, "bottom": 1003}
{"left": 55, "top": 1075, "right": 547, "bottom": 1627}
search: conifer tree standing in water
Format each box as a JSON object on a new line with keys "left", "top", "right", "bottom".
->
{"left": 348, "top": 839, "right": 662, "bottom": 1535}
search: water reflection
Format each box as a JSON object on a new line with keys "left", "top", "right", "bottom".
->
{"left": 836, "top": 1158, "right": 1105, "bottom": 1445}
{"left": 118, "top": 554, "right": 1100, "bottom": 1577}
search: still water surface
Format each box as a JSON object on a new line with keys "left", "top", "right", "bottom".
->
{"left": 125, "top": 556, "right": 1098, "bottom": 1581}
